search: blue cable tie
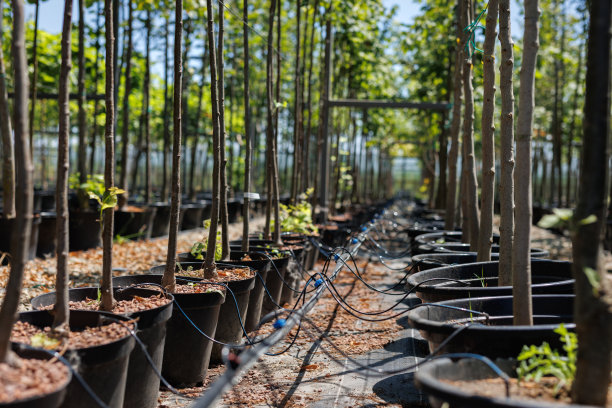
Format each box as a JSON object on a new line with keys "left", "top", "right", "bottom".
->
{"left": 360, "top": 226, "right": 367, "bottom": 232}
{"left": 273, "top": 319, "right": 286, "bottom": 329}
{"left": 351, "top": 238, "right": 358, "bottom": 244}
{"left": 314, "top": 278, "right": 324, "bottom": 288}
{"left": 334, "top": 253, "right": 340, "bottom": 261}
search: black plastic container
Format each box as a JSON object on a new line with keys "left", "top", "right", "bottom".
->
{"left": 30, "top": 287, "right": 173, "bottom": 408}
{"left": 15, "top": 310, "right": 135, "bottom": 408}
{"left": 149, "top": 262, "right": 256, "bottom": 364}
{"left": 410, "top": 253, "right": 499, "bottom": 272}
{"left": 149, "top": 202, "right": 173, "bottom": 237}
{"left": 180, "top": 201, "right": 210, "bottom": 230}
{"left": 425, "top": 242, "right": 549, "bottom": 259}
{"left": 406, "top": 259, "right": 574, "bottom": 303}
{"left": 407, "top": 294, "right": 574, "bottom": 358}
{"left": 36, "top": 212, "right": 57, "bottom": 258}
{"left": 114, "top": 206, "right": 157, "bottom": 241}
{"left": 0, "top": 214, "right": 41, "bottom": 265}
{"left": 3, "top": 345, "right": 72, "bottom": 408}
{"left": 68, "top": 210, "right": 101, "bottom": 251}
{"left": 415, "top": 357, "right": 593, "bottom": 408}
{"left": 176, "top": 251, "right": 272, "bottom": 333}
{"left": 113, "top": 274, "right": 225, "bottom": 386}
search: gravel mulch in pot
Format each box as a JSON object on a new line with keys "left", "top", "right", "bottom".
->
{"left": 0, "top": 357, "right": 69, "bottom": 403}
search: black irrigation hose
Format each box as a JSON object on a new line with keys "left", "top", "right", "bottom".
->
{"left": 295, "top": 317, "right": 510, "bottom": 396}
{"left": 98, "top": 316, "right": 195, "bottom": 400}
{"left": 191, "top": 222, "right": 371, "bottom": 408}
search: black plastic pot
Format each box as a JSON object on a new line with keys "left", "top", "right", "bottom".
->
{"left": 411, "top": 253, "right": 499, "bottom": 272}
{"left": 114, "top": 206, "right": 157, "bottom": 241}
{"left": 36, "top": 212, "right": 57, "bottom": 258}
{"left": 149, "top": 202, "right": 174, "bottom": 237}
{"left": 30, "top": 287, "right": 173, "bottom": 408}
{"left": 150, "top": 262, "right": 256, "bottom": 365}
{"left": 15, "top": 310, "right": 135, "bottom": 408}
{"left": 282, "top": 234, "right": 320, "bottom": 271}
{"left": 426, "top": 242, "right": 549, "bottom": 259}
{"left": 111, "top": 274, "right": 225, "bottom": 387}
{"left": 259, "top": 254, "right": 292, "bottom": 316}
{"left": 0, "top": 214, "right": 40, "bottom": 265}
{"left": 406, "top": 259, "right": 574, "bottom": 303}
{"left": 175, "top": 251, "right": 272, "bottom": 333}
{"left": 279, "top": 244, "right": 306, "bottom": 306}
{"left": 3, "top": 345, "right": 72, "bottom": 408}
{"left": 227, "top": 198, "right": 241, "bottom": 223}
{"left": 415, "top": 357, "right": 593, "bottom": 408}
{"left": 68, "top": 210, "right": 101, "bottom": 251}
{"left": 180, "top": 201, "right": 210, "bottom": 230}
{"left": 407, "top": 294, "right": 574, "bottom": 358}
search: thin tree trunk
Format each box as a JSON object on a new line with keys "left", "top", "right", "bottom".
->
{"left": 0, "top": 0, "right": 33, "bottom": 363}
{"left": 444, "top": 0, "right": 463, "bottom": 231}
{"left": 0, "top": 0, "right": 15, "bottom": 219}
{"left": 162, "top": 0, "right": 184, "bottom": 291}
{"left": 498, "top": 0, "right": 515, "bottom": 286}
{"left": 100, "top": 0, "right": 116, "bottom": 311}
{"left": 264, "top": 0, "right": 277, "bottom": 238}
{"left": 291, "top": 0, "right": 302, "bottom": 203}
{"left": 569, "top": 15, "right": 586, "bottom": 209}
{"left": 242, "top": 0, "right": 251, "bottom": 252}
{"left": 571, "top": 0, "right": 612, "bottom": 404}
{"left": 89, "top": 2, "right": 102, "bottom": 175}
{"left": 512, "top": 0, "right": 539, "bottom": 326}
{"left": 28, "top": 0, "right": 39, "bottom": 159}
{"left": 303, "top": 0, "right": 319, "bottom": 191}
{"left": 77, "top": 0, "right": 87, "bottom": 183}
{"left": 272, "top": 0, "right": 282, "bottom": 244}
{"left": 477, "top": 0, "right": 499, "bottom": 262}
{"left": 54, "top": 0, "right": 73, "bottom": 331}
{"left": 161, "top": 16, "right": 171, "bottom": 203}
{"left": 118, "top": 0, "right": 133, "bottom": 208}
{"left": 217, "top": 0, "right": 230, "bottom": 259}
{"left": 203, "top": 0, "right": 221, "bottom": 278}
{"left": 461, "top": 0, "right": 479, "bottom": 252}
{"left": 189, "top": 51, "right": 206, "bottom": 201}
{"left": 143, "top": 10, "right": 152, "bottom": 203}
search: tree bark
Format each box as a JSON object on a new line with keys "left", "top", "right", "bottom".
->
{"left": 54, "top": 0, "right": 74, "bottom": 331}
{"left": 0, "top": 0, "right": 15, "bottom": 219}
{"left": 461, "top": 0, "right": 479, "bottom": 252}
{"left": 264, "top": 0, "right": 277, "bottom": 238}
{"left": 28, "top": 0, "right": 39, "bottom": 159}
{"left": 272, "top": 0, "right": 282, "bottom": 244}
{"left": 100, "top": 0, "right": 116, "bottom": 311}
{"left": 567, "top": 43, "right": 583, "bottom": 208}
{"left": 118, "top": 0, "right": 133, "bottom": 208}
{"left": 162, "top": 0, "right": 184, "bottom": 292}
{"left": 477, "top": 0, "right": 498, "bottom": 262}
{"left": 498, "top": 0, "right": 515, "bottom": 286}
{"left": 291, "top": 0, "right": 302, "bottom": 203}
{"left": 242, "top": 0, "right": 252, "bottom": 252}
{"left": 189, "top": 50, "right": 206, "bottom": 201}
{"left": 218, "top": 0, "right": 230, "bottom": 260}
{"left": 89, "top": 2, "right": 102, "bottom": 175}
{"left": 161, "top": 16, "right": 171, "bottom": 203}
{"left": 444, "top": 0, "right": 463, "bottom": 232}
{"left": 0, "top": 0, "right": 33, "bottom": 363}
{"left": 511, "top": 0, "right": 539, "bottom": 325}
{"left": 77, "top": 0, "right": 87, "bottom": 184}
{"left": 202, "top": 0, "right": 221, "bottom": 278}
{"left": 144, "top": 10, "right": 152, "bottom": 203}
{"left": 571, "top": 0, "right": 612, "bottom": 404}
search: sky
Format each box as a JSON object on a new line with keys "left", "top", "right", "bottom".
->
{"left": 27, "top": 0, "right": 422, "bottom": 35}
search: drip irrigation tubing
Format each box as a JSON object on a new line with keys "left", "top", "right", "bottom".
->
{"left": 189, "top": 215, "right": 376, "bottom": 408}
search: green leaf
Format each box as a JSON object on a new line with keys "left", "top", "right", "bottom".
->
{"left": 30, "top": 333, "right": 61, "bottom": 350}
{"left": 583, "top": 267, "right": 601, "bottom": 296}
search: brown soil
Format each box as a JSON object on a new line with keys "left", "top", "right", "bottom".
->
{"left": 178, "top": 266, "right": 255, "bottom": 283}
{"left": 445, "top": 377, "right": 612, "bottom": 407}
{"left": 39, "top": 293, "right": 171, "bottom": 314}
{"left": 11, "top": 320, "right": 133, "bottom": 349}
{"left": 173, "top": 282, "right": 227, "bottom": 294}
{"left": 0, "top": 356, "right": 70, "bottom": 403}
